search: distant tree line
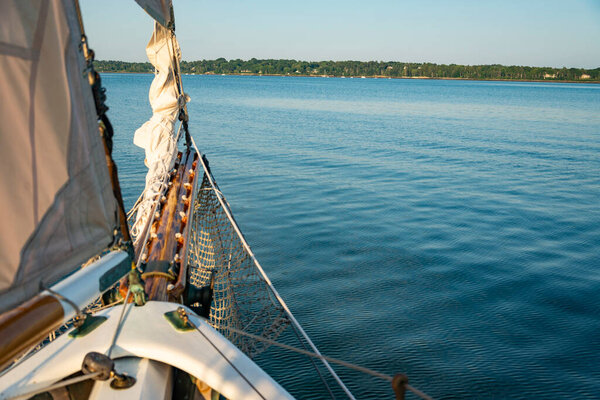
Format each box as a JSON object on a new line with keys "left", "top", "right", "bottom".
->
{"left": 94, "top": 59, "right": 600, "bottom": 82}
{"left": 95, "top": 60, "right": 152, "bottom": 73}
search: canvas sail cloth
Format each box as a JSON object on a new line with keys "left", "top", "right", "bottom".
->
{"left": 134, "top": 0, "right": 173, "bottom": 29}
{"left": 131, "top": 22, "right": 185, "bottom": 240}
{"left": 0, "top": 0, "right": 118, "bottom": 314}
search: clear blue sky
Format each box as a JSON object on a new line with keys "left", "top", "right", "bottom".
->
{"left": 80, "top": 0, "right": 600, "bottom": 68}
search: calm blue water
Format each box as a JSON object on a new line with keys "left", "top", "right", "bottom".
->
{"left": 104, "top": 74, "right": 600, "bottom": 399}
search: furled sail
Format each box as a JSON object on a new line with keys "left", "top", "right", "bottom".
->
{"left": 134, "top": 0, "right": 173, "bottom": 29}
{"left": 0, "top": 0, "right": 118, "bottom": 314}
{"left": 131, "top": 22, "right": 185, "bottom": 241}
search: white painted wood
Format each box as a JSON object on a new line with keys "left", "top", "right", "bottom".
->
{"left": 89, "top": 357, "right": 173, "bottom": 400}
{"left": 0, "top": 301, "right": 292, "bottom": 400}
{"left": 48, "top": 250, "right": 129, "bottom": 319}
{"left": 195, "top": 154, "right": 355, "bottom": 399}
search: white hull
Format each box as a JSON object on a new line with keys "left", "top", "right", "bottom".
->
{"left": 0, "top": 302, "right": 292, "bottom": 400}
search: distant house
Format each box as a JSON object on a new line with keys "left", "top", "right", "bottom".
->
{"left": 580, "top": 74, "right": 591, "bottom": 79}
{"left": 543, "top": 73, "right": 557, "bottom": 79}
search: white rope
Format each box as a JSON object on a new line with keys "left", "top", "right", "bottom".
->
{"left": 184, "top": 311, "right": 267, "bottom": 400}
{"left": 191, "top": 144, "right": 356, "bottom": 400}
{"left": 43, "top": 287, "right": 82, "bottom": 318}
{"left": 199, "top": 186, "right": 230, "bottom": 207}
{"left": 106, "top": 288, "right": 132, "bottom": 359}
{"left": 126, "top": 194, "right": 143, "bottom": 219}
{"left": 227, "top": 324, "right": 393, "bottom": 380}
{"left": 181, "top": 307, "right": 433, "bottom": 400}
{"left": 205, "top": 321, "right": 434, "bottom": 400}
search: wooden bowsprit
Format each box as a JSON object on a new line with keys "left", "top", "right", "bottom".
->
{"left": 139, "top": 148, "right": 199, "bottom": 301}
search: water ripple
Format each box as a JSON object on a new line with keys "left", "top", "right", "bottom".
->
{"left": 105, "top": 74, "right": 600, "bottom": 399}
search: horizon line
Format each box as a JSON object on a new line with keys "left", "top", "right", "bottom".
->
{"left": 96, "top": 58, "right": 599, "bottom": 70}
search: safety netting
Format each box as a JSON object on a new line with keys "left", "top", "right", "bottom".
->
{"left": 186, "top": 168, "right": 290, "bottom": 358}
{"left": 125, "top": 153, "right": 353, "bottom": 397}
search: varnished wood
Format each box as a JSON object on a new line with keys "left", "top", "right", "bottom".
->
{"left": 172, "top": 155, "right": 199, "bottom": 297}
{"left": 145, "top": 276, "right": 169, "bottom": 302}
{"left": 143, "top": 149, "right": 198, "bottom": 301}
{"left": 0, "top": 295, "right": 64, "bottom": 370}
{"left": 146, "top": 153, "right": 185, "bottom": 262}
{"left": 170, "top": 153, "right": 197, "bottom": 258}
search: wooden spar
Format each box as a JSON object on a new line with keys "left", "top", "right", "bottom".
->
{"left": 171, "top": 156, "right": 199, "bottom": 297}
{"left": 0, "top": 295, "right": 63, "bottom": 370}
{"left": 0, "top": 251, "right": 129, "bottom": 371}
{"left": 142, "top": 149, "right": 198, "bottom": 301}
{"left": 143, "top": 153, "right": 185, "bottom": 301}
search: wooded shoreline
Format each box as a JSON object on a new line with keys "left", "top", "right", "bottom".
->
{"left": 95, "top": 59, "right": 600, "bottom": 83}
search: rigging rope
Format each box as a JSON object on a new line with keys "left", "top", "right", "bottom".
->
{"left": 124, "top": 20, "right": 414, "bottom": 400}
{"left": 106, "top": 287, "right": 132, "bottom": 359}
{"left": 184, "top": 311, "right": 267, "bottom": 400}
{"left": 43, "top": 286, "right": 83, "bottom": 319}
{"left": 287, "top": 319, "right": 336, "bottom": 399}
{"left": 181, "top": 308, "right": 433, "bottom": 400}
{"left": 129, "top": 117, "right": 185, "bottom": 246}
{"left": 190, "top": 145, "right": 357, "bottom": 399}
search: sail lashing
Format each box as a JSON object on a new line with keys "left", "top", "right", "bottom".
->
{"left": 130, "top": 20, "right": 187, "bottom": 244}
{"left": 0, "top": 0, "right": 119, "bottom": 314}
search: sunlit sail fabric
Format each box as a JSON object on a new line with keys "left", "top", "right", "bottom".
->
{"left": 131, "top": 22, "right": 184, "bottom": 241}
{"left": 0, "top": 0, "right": 118, "bottom": 314}
{"left": 134, "top": 0, "right": 173, "bottom": 29}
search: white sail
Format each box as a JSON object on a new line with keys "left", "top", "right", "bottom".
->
{"left": 131, "top": 22, "right": 185, "bottom": 240}
{"left": 0, "top": 0, "right": 118, "bottom": 314}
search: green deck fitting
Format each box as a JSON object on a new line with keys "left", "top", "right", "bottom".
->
{"left": 164, "top": 310, "right": 194, "bottom": 332}
{"left": 69, "top": 316, "right": 108, "bottom": 338}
